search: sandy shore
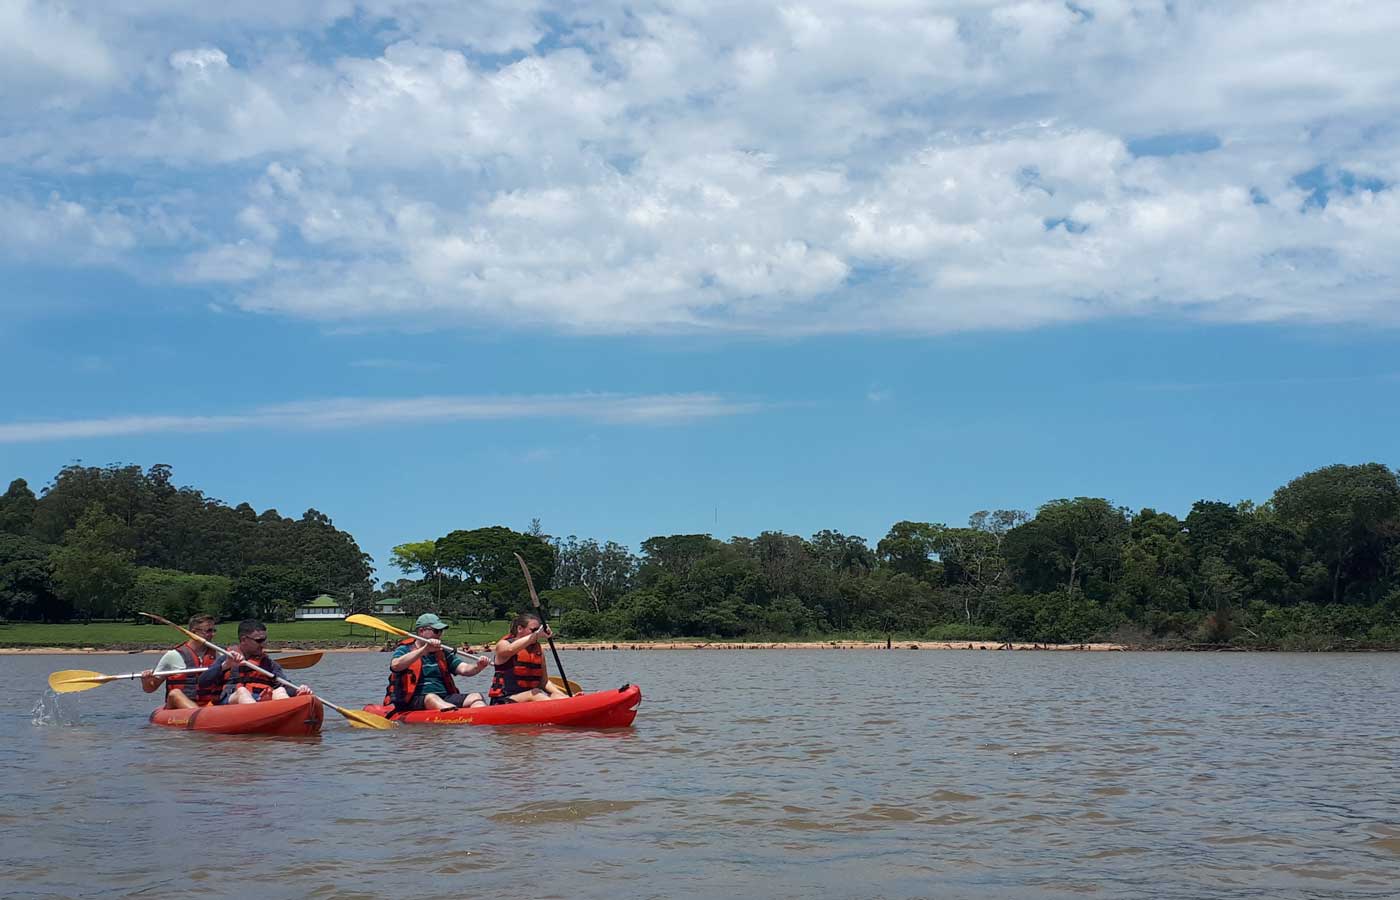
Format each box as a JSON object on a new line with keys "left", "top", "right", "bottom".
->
{"left": 0, "top": 640, "right": 1126, "bottom": 654}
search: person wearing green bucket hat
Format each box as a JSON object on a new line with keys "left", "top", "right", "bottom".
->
{"left": 382, "top": 613, "right": 490, "bottom": 712}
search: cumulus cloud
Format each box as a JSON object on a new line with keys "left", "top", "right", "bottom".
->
{"left": 0, "top": 0, "right": 118, "bottom": 93}
{"left": 0, "top": 392, "right": 763, "bottom": 444}
{"left": 2, "top": 0, "right": 1398, "bottom": 333}
{"left": 0, "top": 193, "right": 139, "bottom": 261}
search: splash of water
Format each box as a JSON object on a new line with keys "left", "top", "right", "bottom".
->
{"left": 31, "top": 692, "right": 80, "bottom": 727}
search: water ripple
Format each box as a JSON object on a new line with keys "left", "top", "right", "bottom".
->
{"left": 1, "top": 650, "right": 1397, "bottom": 899}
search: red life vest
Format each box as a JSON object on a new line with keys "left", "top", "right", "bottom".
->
{"left": 489, "top": 638, "right": 544, "bottom": 698}
{"left": 166, "top": 642, "right": 220, "bottom": 706}
{"left": 226, "top": 652, "right": 282, "bottom": 700}
{"left": 383, "top": 638, "right": 459, "bottom": 709}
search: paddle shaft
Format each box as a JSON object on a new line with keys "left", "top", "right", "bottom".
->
{"left": 140, "top": 649, "right": 318, "bottom": 680}
{"left": 348, "top": 613, "right": 491, "bottom": 662}
{"left": 514, "top": 552, "right": 573, "bottom": 696}
{"left": 54, "top": 667, "right": 206, "bottom": 688}
{"left": 347, "top": 613, "right": 540, "bottom": 664}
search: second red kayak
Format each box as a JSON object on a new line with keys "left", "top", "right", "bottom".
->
{"left": 363, "top": 684, "right": 641, "bottom": 727}
{"left": 149, "top": 694, "right": 324, "bottom": 736}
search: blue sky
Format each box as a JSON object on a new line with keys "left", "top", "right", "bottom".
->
{"left": 2, "top": 1, "right": 1397, "bottom": 581}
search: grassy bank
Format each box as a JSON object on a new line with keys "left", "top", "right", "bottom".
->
{"left": 0, "top": 619, "right": 511, "bottom": 650}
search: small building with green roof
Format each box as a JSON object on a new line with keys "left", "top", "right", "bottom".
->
{"left": 293, "top": 594, "right": 404, "bottom": 619}
{"left": 294, "top": 594, "right": 345, "bottom": 619}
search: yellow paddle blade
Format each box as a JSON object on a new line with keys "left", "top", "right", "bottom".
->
{"left": 327, "top": 702, "right": 397, "bottom": 730}
{"left": 345, "top": 613, "right": 410, "bottom": 638}
{"left": 48, "top": 670, "right": 110, "bottom": 692}
{"left": 548, "top": 675, "right": 583, "bottom": 694}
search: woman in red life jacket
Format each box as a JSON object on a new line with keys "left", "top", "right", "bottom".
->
{"left": 488, "top": 613, "right": 571, "bottom": 705}
{"left": 139, "top": 614, "right": 221, "bottom": 709}
{"left": 198, "top": 619, "right": 313, "bottom": 705}
{"left": 385, "top": 613, "right": 490, "bottom": 712}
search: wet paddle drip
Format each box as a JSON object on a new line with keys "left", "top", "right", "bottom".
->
{"left": 31, "top": 692, "right": 79, "bottom": 727}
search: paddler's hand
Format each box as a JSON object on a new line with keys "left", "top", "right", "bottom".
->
{"left": 223, "top": 650, "right": 245, "bottom": 670}
{"left": 295, "top": 685, "right": 312, "bottom": 696}
{"left": 418, "top": 637, "right": 442, "bottom": 650}
{"left": 139, "top": 669, "right": 162, "bottom": 692}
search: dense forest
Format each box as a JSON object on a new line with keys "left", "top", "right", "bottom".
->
{"left": 4, "top": 462, "right": 1399, "bottom": 648}
{"left": 0, "top": 464, "right": 374, "bottom": 624}
{"left": 390, "top": 462, "right": 1400, "bottom": 649}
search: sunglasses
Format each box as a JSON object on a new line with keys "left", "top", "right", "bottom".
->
{"left": 246, "top": 636, "right": 267, "bottom": 644}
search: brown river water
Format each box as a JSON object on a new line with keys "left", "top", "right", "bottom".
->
{"left": 2, "top": 650, "right": 1398, "bottom": 899}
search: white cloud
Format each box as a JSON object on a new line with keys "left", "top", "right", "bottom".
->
{"left": 0, "top": 192, "right": 139, "bottom": 261}
{"left": 0, "top": 392, "right": 762, "bottom": 443}
{"left": 0, "top": 0, "right": 118, "bottom": 92}
{"left": 180, "top": 240, "right": 273, "bottom": 282}
{"left": 2, "top": 0, "right": 1398, "bottom": 334}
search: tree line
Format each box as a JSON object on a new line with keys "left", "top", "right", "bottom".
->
{"left": 0, "top": 464, "right": 374, "bottom": 624}
{"left": 4, "top": 461, "right": 1399, "bottom": 648}
{"left": 383, "top": 462, "right": 1400, "bottom": 649}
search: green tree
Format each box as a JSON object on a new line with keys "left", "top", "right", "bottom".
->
{"left": 391, "top": 539, "right": 442, "bottom": 603}
{"left": 49, "top": 505, "right": 136, "bottom": 621}
{"left": 1272, "top": 463, "right": 1400, "bottom": 604}
{"left": 1113, "top": 509, "right": 1192, "bottom": 622}
{"left": 0, "top": 533, "right": 60, "bottom": 620}
{"left": 435, "top": 526, "right": 554, "bottom": 617}
{"left": 229, "top": 564, "right": 316, "bottom": 621}
{"left": 129, "top": 568, "right": 232, "bottom": 622}
{"left": 638, "top": 534, "right": 721, "bottom": 582}
{"left": 551, "top": 535, "right": 638, "bottom": 611}
{"left": 1004, "top": 498, "right": 1129, "bottom": 597}
{"left": 876, "top": 521, "right": 945, "bottom": 582}
{"left": 809, "top": 530, "right": 875, "bottom": 575}
{"left": 0, "top": 478, "right": 38, "bottom": 535}
{"left": 931, "top": 510, "right": 1025, "bottom": 623}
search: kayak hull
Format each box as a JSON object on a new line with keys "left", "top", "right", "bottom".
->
{"left": 364, "top": 684, "right": 641, "bottom": 728}
{"left": 149, "top": 694, "right": 324, "bottom": 736}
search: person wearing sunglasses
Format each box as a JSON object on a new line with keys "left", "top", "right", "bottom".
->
{"left": 383, "top": 613, "right": 490, "bottom": 713}
{"left": 139, "top": 614, "right": 221, "bottom": 709}
{"left": 198, "top": 619, "right": 312, "bottom": 705}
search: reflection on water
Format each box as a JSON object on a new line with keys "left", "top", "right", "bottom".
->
{"left": 1, "top": 649, "right": 1398, "bottom": 899}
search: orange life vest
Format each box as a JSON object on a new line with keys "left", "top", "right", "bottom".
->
{"left": 166, "top": 642, "right": 220, "bottom": 706}
{"left": 225, "top": 652, "right": 282, "bottom": 701}
{"left": 383, "top": 638, "right": 458, "bottom": 710}
{"left": 489, "top": 638, "right": 544, "bottom": 698}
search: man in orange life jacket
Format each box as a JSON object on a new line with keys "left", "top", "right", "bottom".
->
{"left": 386, "top": 613, "right": 491, "bottom": 712}
{"left": 488, "top": 613, "right": 571, "bottom": 705}
{"left": 139, "top": 614, "right": 221, "bottom": 709}
{"left": 198, "top": 619, "right": 312, "bottom": 705}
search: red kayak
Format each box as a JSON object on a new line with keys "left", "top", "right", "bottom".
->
{"left": 363, "top": 684, "right": 641, "bottom": 728}
{"left": 149, "top": 694, "right": 324, "bottom": 736}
